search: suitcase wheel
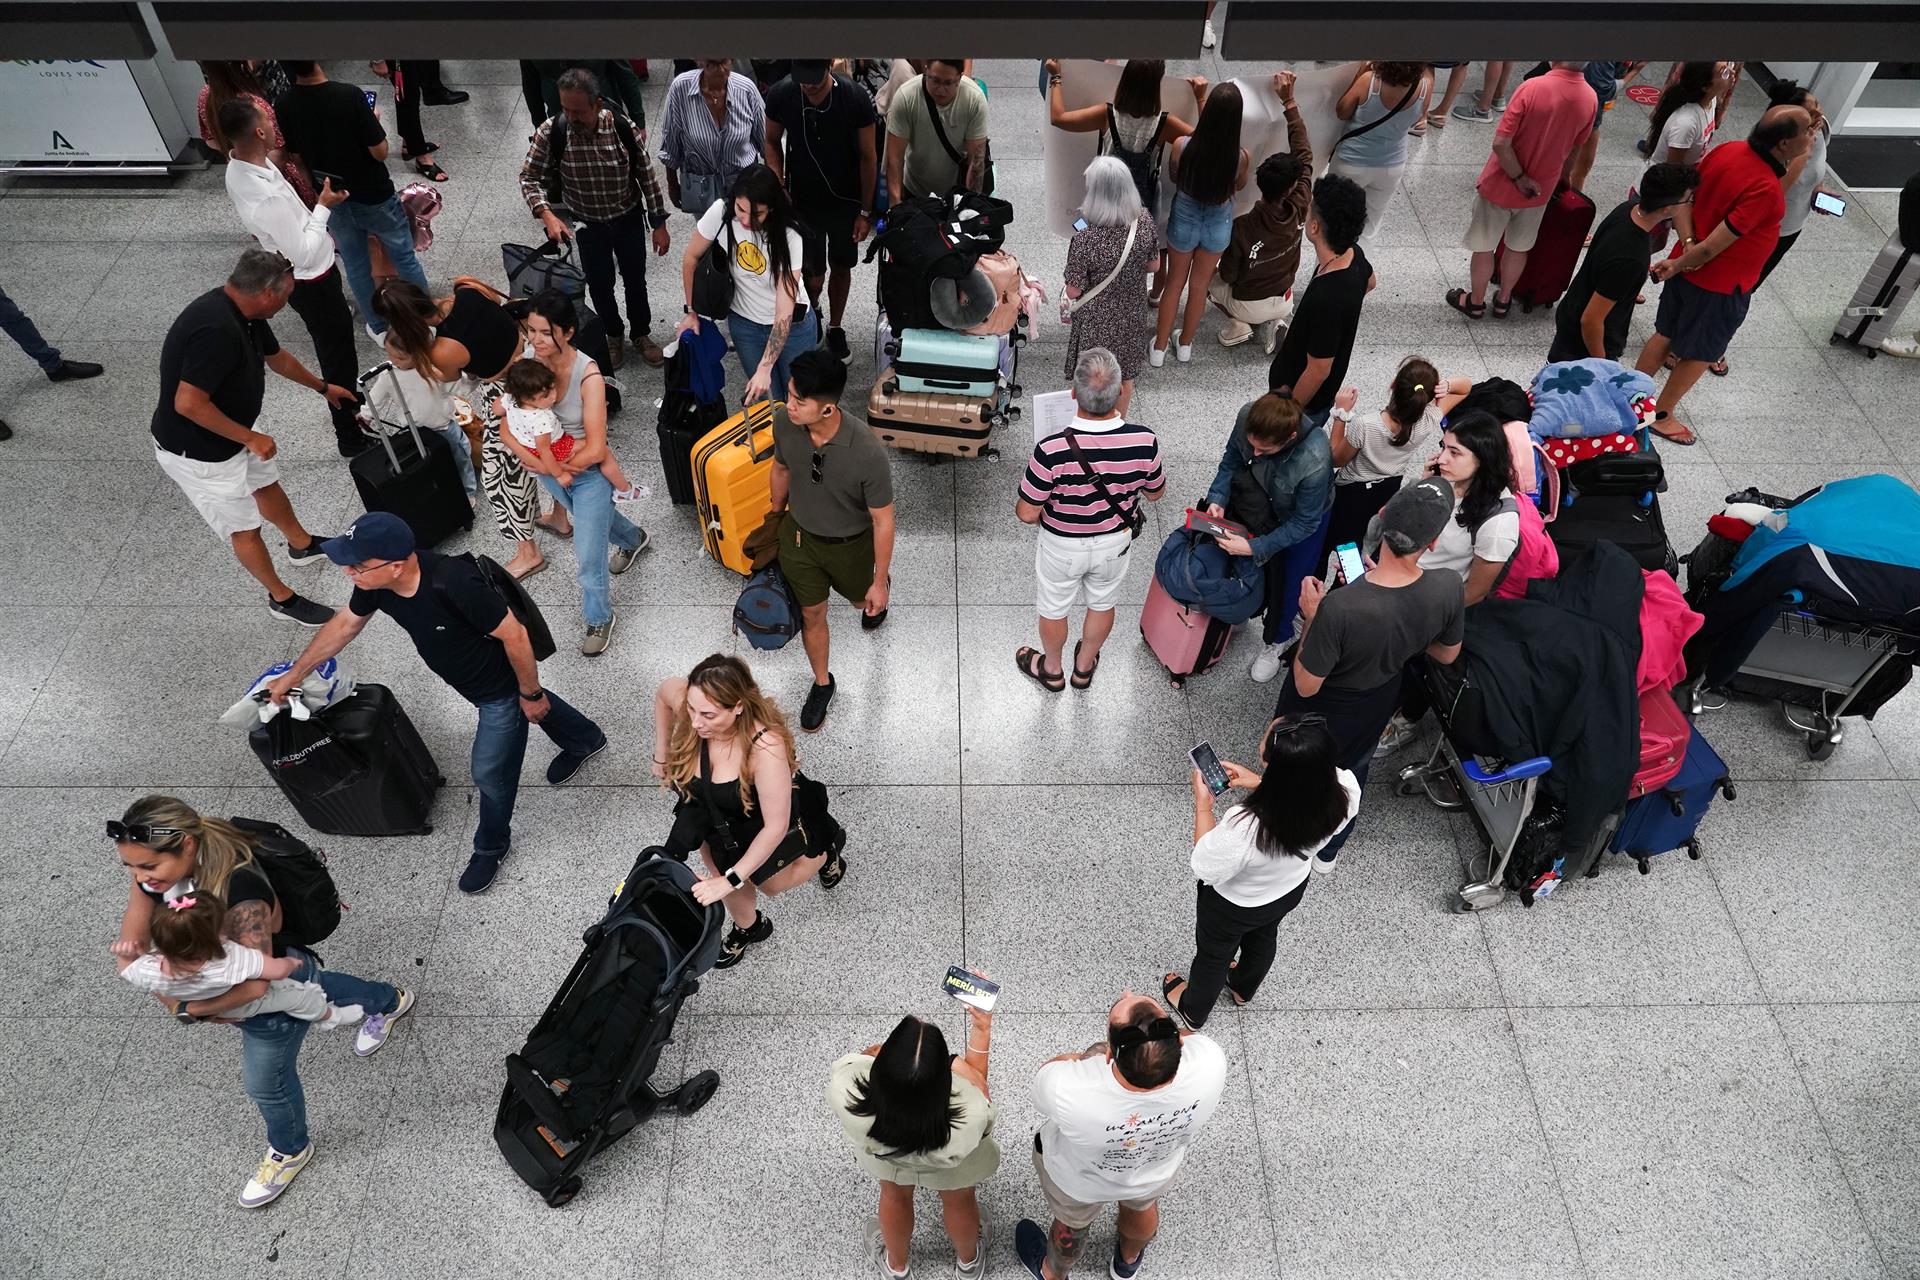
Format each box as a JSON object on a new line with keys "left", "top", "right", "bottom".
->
{"left": 1009, "top": 383, "right": 1023, "bottom": 398}
{"left": 1685, "top": 838, "right": 1701, "bottom": 860}
{"left": 1634, "top": 855, "right": 1650, "bottom": 875}
{"left": 1008, "top": 406, "right": 1022, "bottom": 422}
{"left": 545, "top": 1176, "right": 583, "bottom": 1208}
{"left": 884, "top": 379, "right": 899, "bottom": 396}
{"left": 1805, "top": 729, "right": 1839, "bottom": 761}
{"left": 983, "top": 447, "right": 1001, "bottom": 461}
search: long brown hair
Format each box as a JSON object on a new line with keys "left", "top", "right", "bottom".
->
{"left": 1384, "top": 357, "right": 1439, "bottom": 447}
{"left": 200, "top": 60, "right": 265, "bottom": 153}
{"left": 373, "top": 280, "right": 447, "bottom": 382}
{"left": 117, "top": 795, "right": 257, "bottom": 897}
{"left": 662, "top": 655, "right": 796, "bottom": 813}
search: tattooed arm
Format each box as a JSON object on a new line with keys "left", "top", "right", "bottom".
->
{"left": 745, "top": 291, "right": 794, "bottom": 403}
{"left": 167, "top": 897, "right": 277, "bottom": 1020}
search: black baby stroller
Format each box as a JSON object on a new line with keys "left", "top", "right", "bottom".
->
{"left": 494, "top": 854, "right": 724, "bottom": 1207}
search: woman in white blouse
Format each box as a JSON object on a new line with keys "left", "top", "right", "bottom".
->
{"left": 1163, "top": 715, "right": 1359, "bottom": 1027}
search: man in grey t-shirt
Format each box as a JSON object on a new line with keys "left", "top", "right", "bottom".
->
{"left": 1274, "top": 477, "right": 1464, "bottom": 871}
{"left": 768, "top": 349, "right": 896, "bottom": 734}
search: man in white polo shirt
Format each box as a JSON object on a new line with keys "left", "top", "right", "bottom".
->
{"left": 218, "top": 95, "right": 364, "bottom": 458}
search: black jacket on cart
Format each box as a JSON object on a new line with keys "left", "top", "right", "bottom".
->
{"left": 1460, "top": 543, "right": 1645, "bottom": 857}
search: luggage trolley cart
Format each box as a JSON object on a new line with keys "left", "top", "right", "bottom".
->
{"left": 1692, "top": 608, "right": 1920, "bottom": 761}
{"left": 1398, "top": 738, "right": 1553, "bottom": 913}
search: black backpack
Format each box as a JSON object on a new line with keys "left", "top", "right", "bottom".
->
{"left": 864, "top": 197, "right": 997, "bottom": 330}
{"left": 229, "top": 817, "right": 344, "bottom": 947}
{"left": 433, "top": 553, "right": 557, "bottom": 661}
{"left": 542, "top": 103, "right": 647, "bottom": 210}
{"left": 1449, "top": 376, "right": 1532, "bottom": 427}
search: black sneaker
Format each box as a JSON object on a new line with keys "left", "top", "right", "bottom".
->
{"left": 817, "top": 821, "right": 848, "bottom": 888}
{"left": 267, "top": 593, "right": 334, "bottom": 627}
{"left": 47, "top": 358, "right": 104, "bottom": 382}
{"left": 826, "top": 327, "right": 850, "bottom": 361}
{"left": 711, "top": 911, "right": 772, "bottom": 970}
{"left": 0, "top": 418, "right": 12, "bottom": 442}
{"left": 286, "top": 539, "right": 329, "bottom": 564}
{"left": 860, "top": 607, "right": 888, "bottom": 632}
{"left": 423, "top": 88, "right": 470, "bottom": 106}
{"left": 800, "top": 676, "right": 836, "bottom": 733}
{"left": 459, "top": 850, "right": 506, "bottom": 894}
{"left": 547, "top": 736, "right": 607, "bottom": 785}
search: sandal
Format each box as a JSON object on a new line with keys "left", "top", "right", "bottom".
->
{"left": 1490, "top": 295, "right": 1513, "bottom": 319}
{"left": 534, "top": 511, "right": 573, "bottom": 536}
{"left": 1708, "top": 357, "right": 1729, "bottom": 377}
{"left": 1426, "top": 110, "right": 1449, "bottom": 129}
{"left": 413, "top": 157, "right": 449, "bottom": 183}
{"left": 1161, "top": 973, "right": 1195, "bottom": 1027}
{"left": 1225, "top": 961, "right": 1251, "bottom": 1006}
{"left": 1444, "top": 288, "right": 1485, "bottom": 320}
{"left": 1070, "top": 641, "right": 1099, "bottom": 689}
{"left": 1014, "top": 646, "right": 1064, "bottom": 693}
{"left": 1649, "top": 413, "right": 1699, "bottom": 447}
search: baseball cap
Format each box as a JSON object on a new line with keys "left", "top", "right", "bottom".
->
{"left": 1376, "top": 476, "right": 1454, "bottom": 556}
{"left": 792, "top": 60, "right": 833, "bottom": 86}
{"left": 320, "top": 511, "right": 417, "bottom": 566}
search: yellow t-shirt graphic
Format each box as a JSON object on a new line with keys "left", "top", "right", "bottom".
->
{"left": 734, "top": 240, "right": 767, "bottom": 276}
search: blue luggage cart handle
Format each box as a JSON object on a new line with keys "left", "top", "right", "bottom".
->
{"left": 1462, "top": 756, "right": 1552, "bottom": 785}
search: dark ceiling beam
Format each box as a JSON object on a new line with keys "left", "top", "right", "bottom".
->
{"left": 1, "top": 2, "right": 153, "bottom": 58}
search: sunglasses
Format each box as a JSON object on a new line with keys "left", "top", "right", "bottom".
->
{"left": 107, "top": 821, "right": 184, "bottom": 844}
{"left": 810, "top": 450, "right": 825, "bottom": 485}
{"left": 1268, "top": 713, "right": 1329, "bottom": 740}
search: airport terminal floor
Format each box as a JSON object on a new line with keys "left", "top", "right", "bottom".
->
{"left": 2, "top": 51, "right": 1917, "bottom": 1280}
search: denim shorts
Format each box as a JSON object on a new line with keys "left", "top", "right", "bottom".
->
{"left": 1166, "top": 190, "right": 1233, "bottom": 255}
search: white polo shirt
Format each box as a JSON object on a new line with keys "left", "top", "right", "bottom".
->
{"left": 224, "top": 156, "right": 336, "bottom": 281}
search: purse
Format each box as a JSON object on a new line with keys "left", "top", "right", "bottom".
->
{"left": 691, "top": 218, "right": 737, "bottom": 319}
{"left": 501, "top": 239, "right": 587, "bottom": 300}
{"left": 1061, "top": 430, "right": 1146, "bottom": 542}
{"left": 1067, "top": 215, "right": 1139, "bottom": 317}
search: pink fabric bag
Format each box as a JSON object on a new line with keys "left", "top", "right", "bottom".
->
{"left": 398, "top": 180, "right": 443, "bottom": 253}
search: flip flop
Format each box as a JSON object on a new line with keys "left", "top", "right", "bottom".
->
{"left": 507, "top": 558, "right": 549, "bottom": 581}
{"left": 1426, "top": 111, "right": 1449, "bottom": 129}
{"left": 1708, "top": 357, "right": 1729, "bottom": 377}
{"left": 1444, "top": 288, "right": 1485, "bottom": 319}
{"left": 1649, "top": 414, "right": 1699, "bottom": 447}
{"left": 1069, "top": 640, "right": 1099, "bottom": 689}
{"left": 534, "top": 512, "right": 573, "bottom": 536}
{"left": 1014, "top": 646, "right": 1064, "bottom": 693}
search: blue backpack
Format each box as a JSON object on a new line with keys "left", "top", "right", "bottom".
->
{"left": 733, "top": 565, "right": 799, "bottom": 650}
{"left": 1153, "top": 528, "right": 1264, "bottom": 625}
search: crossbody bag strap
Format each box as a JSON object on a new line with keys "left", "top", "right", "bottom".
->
{"left": 1069, "top": 215, "right": 1138, "bottom": 316}
{"left": 1061, "top": 429, "right": 1142, "bottom": 535}
{"left": 1336, "top": 81, "right": 1420, "bottom": 147}
{"left": 924, "top": 84, "right": 966, "bottom": 168}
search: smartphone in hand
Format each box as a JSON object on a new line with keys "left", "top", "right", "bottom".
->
{"left": 943, "top": 966, "right": 999, "bottom": 1012}
{"left": 1334, "top": 541, "right": 1366, "bottom": 585}
{"left": 1811, "top": 190, "right": 1846, "bottom": 217}
{"left": 1189, "top": 741, "right": 1231, "bottom": 795}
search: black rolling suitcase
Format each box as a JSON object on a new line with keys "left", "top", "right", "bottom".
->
{"left": 1547, "top": 492, "right": 1679, "bottom": 578}
{"left": 352, "top": 363, "right": 474, "bottom": 548}
{"left": 249, "top": 683, "right": 445, "bottom": 836}
{"left": 657, "top": 344, "right": 728, "bottom": 505}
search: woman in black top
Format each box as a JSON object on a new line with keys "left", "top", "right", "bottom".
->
{"left": 108, "top": 795, "right": 411, "bottom": 1209}
{"left": 376, "top": 279, "right": 548, "bottom": 579}
{"left": 652, "top": 656, "right": 846, "bottom": 969}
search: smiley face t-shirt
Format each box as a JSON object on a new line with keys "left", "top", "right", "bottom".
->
{"left": 696, "top": 199, "right": 807, "bottom": 326}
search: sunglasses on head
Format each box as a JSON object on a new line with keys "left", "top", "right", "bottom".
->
{"left": 810, "top": 450, "right": 825, "bottom": 485}
{"left": 107, "top": 820, "right": 184, "bottom": 845}
{"left": 1269, "top": 713, "right": 1328, "bottom": 739}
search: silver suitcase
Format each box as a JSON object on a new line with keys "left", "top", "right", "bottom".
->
{"left": 1831, "top": 232, "right": 1919, "bottom": 355}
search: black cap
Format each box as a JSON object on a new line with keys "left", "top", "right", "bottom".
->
{"left": 792, "top": 60, "right": 832, "bottom": 86}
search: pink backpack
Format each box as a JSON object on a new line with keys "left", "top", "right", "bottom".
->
{"left": 1493, "top": 495, "right": 1561, "bottom": 601}
{"left": 398, "top": 180, "right": 443, "bottom": 253}
{"left": 958, "top": 250, "right": 1034, "bottom": 337}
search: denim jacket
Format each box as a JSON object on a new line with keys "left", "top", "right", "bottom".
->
{"left": 1204, "top": 403, "right": 1334, "bottom": 565}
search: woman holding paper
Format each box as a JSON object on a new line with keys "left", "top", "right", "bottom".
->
{"left": 1153, "top": 82, "right": 1250, "bottom": 366}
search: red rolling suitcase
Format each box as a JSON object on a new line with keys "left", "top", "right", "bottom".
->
{"left": 1142, "top": 576, "right": 1232, "bottom": 687}
{"left": 1498, "top": 184, "right": 1596, "bottom": 312}
{"left": 1629, "top": 687, "right": 1689, "bottom": 799}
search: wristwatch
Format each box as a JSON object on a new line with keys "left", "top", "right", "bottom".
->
{"left": 519, "top": 688, "right": 545, "bottom": 701}
{"left": 173, "top": 1000, "right": 197, "bottom": 1025}
{"left": 858, "top": 209, "right": 873, "bottom": 219}
{"left": 723, "top": 868, "right": 745, "bottom": 889}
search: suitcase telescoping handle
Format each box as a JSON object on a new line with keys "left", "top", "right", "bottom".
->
{"left": 358, "top": 360, "right": 430, "bottom": 473}
{"left": 744, "top": 399, "right": 778, "bottom": 464}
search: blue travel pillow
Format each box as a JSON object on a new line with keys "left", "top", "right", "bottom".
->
{"left": 1528, "top": 358, "right": 1656, "bottom": 439}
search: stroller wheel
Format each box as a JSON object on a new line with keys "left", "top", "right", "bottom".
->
{"left": 545, "top": 1176, "right": 583, "bottom": 1208}
{"left": 677, "top": 1069, "right": 721, "bottom": 1115}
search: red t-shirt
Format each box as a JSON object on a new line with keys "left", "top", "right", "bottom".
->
{"left": 1674, "top": 140, "right": 1786, "bottom": 295}
{"left": 1476, "top": 68, "right": 1596, "bottom": 210}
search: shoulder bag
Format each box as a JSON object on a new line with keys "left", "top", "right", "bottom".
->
{"left": 691, "top": 217, "right": 738, "bottom": 319}
{"left": 1061, "top": 430, "right": 1146, "bottom": 541}
{"left": 1067, "top": 215, "right": 1139, "bottom": 317}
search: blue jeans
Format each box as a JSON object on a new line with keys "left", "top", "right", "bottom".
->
{"left": 328, "top": 197, "right": 429, "bottom": 335}
{"left": 537, "top": 464, "right": 641, "bottom": 628}
{"left": 433, "top": 422, "right": 478, "bottom": 496}
{"left": 728, "top": 309, "right": 818, "bottom": 404}
{"left": 239, "top": 950, "right": 399, "bottom": 1153}
{"left": 1166, "top": 191, "right": 1234, "bottom": 255}
{"left": 0, "top": 283, "right": 60, "bottom": 372}
{"left": 471, "top": 688, "right": 605, "bottom": 856}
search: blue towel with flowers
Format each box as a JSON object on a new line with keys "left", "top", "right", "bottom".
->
{"left": 1529, "top": 358, "right": 1657, "bottom": 439}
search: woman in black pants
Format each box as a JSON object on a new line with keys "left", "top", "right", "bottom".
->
{"left": 1163, "top": 715, "right": 1359, "bottom": 1027}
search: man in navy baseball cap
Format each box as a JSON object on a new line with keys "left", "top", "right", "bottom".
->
{"left": 268, "top": 509, "right": 611, "bottom": 893}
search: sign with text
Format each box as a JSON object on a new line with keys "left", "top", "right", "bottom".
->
{"left": 0, "top": 60, "right": 170, "bottom": 163}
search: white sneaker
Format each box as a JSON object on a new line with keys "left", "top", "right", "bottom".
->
{"left": 1310, "top": 853, "right": 1336, "bottom": 876}
{"left": 1374, "top": 715, "right": 1418, "bottom": 759}
{"left": 1262, "top": 320, "right": 1284, "bottom": 356}
{"left": 1249, "top": 642, "right": 1288, "bottom": 684}
{"left": 1175, "top": 342, "right": 1194, "bottom": 364}
{"left": 238, "top": 1142, "right": 314, "bottom": 1209}
{"left": 1202, "top": 17, "right": 1217, "bottom": 46}
{"left": 316, "top": 1003, "right": 364, "bottom": 1029}
{"left": 955, "top": 1220, "right": 988, "bottom": 1277}
{"left": 1492, "top": 94, "right": 1511, "bottom": 111}
{"left": 1879, "top": 333, "right": 1920, "bottom": 359}
{"left": 1148, "top": 344, "right": 1167, "bottom": 369}
{"left": 865, "top": 1216, "right": 911, "bottom": 1279}
{"left": 1218, "top": 323, "right": 1253, "bottom": 348}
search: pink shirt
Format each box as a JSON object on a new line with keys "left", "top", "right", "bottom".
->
{"left": 1475, "top": 68, "right": 1596, "bottom": 210}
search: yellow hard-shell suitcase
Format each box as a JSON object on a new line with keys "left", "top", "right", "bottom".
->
{"left": 692, "top": 400, "right": 780, "bottom": 576}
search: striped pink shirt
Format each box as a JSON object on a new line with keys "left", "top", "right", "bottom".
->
{"left": 1020, "top": 416, "right": 1166, "bottom": 537}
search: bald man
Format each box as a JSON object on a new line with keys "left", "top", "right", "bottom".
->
{"left": 1635, "top": 103, "right": 1812, "bottom": 446}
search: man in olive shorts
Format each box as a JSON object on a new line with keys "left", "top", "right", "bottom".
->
{"left": 768, "top": 348, "right": 896, "bottom": 733}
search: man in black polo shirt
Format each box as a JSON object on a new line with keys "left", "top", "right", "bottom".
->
{"left": 1549, "top": 163, "right": 1698, "bottom": 363}
{"left": 267, "top": 512, "right": 611, "bottom": 894}
{"left": 1268, "top": 175, "right": 1374, "bottom": 435}
{"left": 151, "top": 248, "right": 356, "bottom": 627}
{"left": 765, "top": 60, "right": 880, "bottom": 361}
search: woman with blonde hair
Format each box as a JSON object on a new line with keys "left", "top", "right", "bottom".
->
{"left": 108, "top": 795, "right": 410, "bottom": 1209}
{"left": 652, "top": 655, "right": 848, "bottom": 969}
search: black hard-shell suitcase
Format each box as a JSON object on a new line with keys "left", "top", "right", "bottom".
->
{"left": 1566, "top": 444, "right": 1664, "bottom": 503}
{"left": 249, "top": 683, "right": 445, "bottom": 837}
{"left": 1547, "top": 492, "right": 1678, "bottom": 578}
{"left": 657, "top": 344, "right": 728, "bottom": 505}
{"left": 351, "top": 364, "right": 473, "bottom": 548}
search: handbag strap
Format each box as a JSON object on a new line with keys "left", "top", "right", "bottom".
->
{"left": 924, "top": 81, "right": 967, "bottom": 169}
{"left": 1061, "top": 429, "right": 1141, "bottom": 532}
{"left": 1069, "top": 215, "right": 1138, "bottom": 316}
{"left": 1335, "top": 80, "right": 1419, "bottom": 147}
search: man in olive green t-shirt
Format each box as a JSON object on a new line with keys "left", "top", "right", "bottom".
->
{"left": 885, "top": 59, "right": 989, "bottom": 202}
{"left": 768, "top": 349, "right": 897, "bottom": 733}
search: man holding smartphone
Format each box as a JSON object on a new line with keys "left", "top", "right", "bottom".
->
{"left": 1272, "top": 478, "right": 1464, "bottom": 872}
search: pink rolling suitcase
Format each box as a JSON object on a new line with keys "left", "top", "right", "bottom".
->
{"left": 1628, "top": 687, "right": 1689, "bottom": 800}
{"left": 1142, "top": 576, "right": 1232, "bottom": 687}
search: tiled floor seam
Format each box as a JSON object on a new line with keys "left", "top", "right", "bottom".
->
{"left": 1498, "top": 1007, "right": 1597, "bottom": 1280}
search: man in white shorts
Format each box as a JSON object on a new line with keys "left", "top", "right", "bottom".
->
{"left": 1014, "top": 992, "right": 1229, "bottom": 1279}
{"left": 1014, "top": 348, "right": 1165, "bottom": 692}
{"left": 151, "top": 248, "right": 355, "bottom": 626}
